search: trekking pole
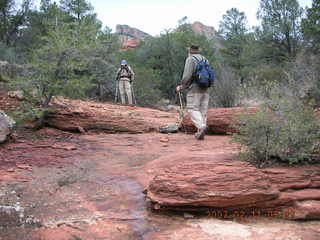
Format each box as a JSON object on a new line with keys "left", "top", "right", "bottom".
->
{"left": 114, "top": 80, "right": 119, "bottom": 103}
{"left": 178, "top": 91, "right": 185, "bottom": 127}
{"left": 131, "top": 82, "right": 137, "bottom": 105}
{"left": 178, "top": 91, "right": 184, "bottom": 111}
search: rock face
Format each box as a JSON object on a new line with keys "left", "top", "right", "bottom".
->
{"left": 44, "top": 97, "right": 178, "bottom": 133}
{"left": 146, "top": 153, "right": 320, "bottom": 220}
{"left": 190, "top": 21, "right": 223, "bottom": 49}
{"left": 116, "top": 24, "right": 150, "bottom": 39}
{"left": 0, "top": 110, "right": 15, "bottom": 143}
{"left": 181, "top": 107, "right": 257, "bottom": 134}
{"left": 191, "top": 21, "right": 218, "bottom": 39}
{"left": 115, "top": 22, "right": 222, "bottom": 50}
{"left": 116, "top": 24, "right": 151, "bottom": 50}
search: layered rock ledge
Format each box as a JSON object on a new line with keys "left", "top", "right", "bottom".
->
{"left": 146, "top": 153, "right": 320, "bottom": 220}
{"left": 45, "top": 97, "right": 178, "bottom": 133}
{"left": 181, "top": 107, "right": 257, "bottom": 134}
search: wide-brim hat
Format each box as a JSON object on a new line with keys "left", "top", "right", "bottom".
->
{"left": 188, "top": 44, "right": 201, "bottom": 54}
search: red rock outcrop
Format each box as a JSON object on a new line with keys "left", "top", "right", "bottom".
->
{"left": 190, "top": 21, "right": 224, "bottom": 49}
{"left": 44, "top": 97, "right": 178, "bottom": 133}
{"left": 118, "top": 35, "right": 141, "bottom": 50}
{"left": 116, "top": 24, "right": 151, "bottom": 50}
{"left": 146, "top": 153, "right": 320, "bottom": 220}
{"left": 191, "top": 21, "right": 218, "bottom": 39}
{"left": 181, "top": 107, "right": 257, "bottom": 134}
{"left": 115, "top": 22, "right": 222, "bottom": 50}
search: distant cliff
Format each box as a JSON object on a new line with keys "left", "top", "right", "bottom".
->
{"left": 191, "top": 21, "right": 219, "bottom": 39}
{"left": 116, "top": 24, "right": 151, "bottom": 50}
{"left": 116, "top": 22, "right": 222, "bottom": 50}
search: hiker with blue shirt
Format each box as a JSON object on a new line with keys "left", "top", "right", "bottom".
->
{"left": 176, "top": 44, "right": 214, "bottom": 140}
{"left": 116, "top": 60, "right": 135, "bottom": 105}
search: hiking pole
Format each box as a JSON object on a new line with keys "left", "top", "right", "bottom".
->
{"left": 114, "top": 80, "right": 119, "bottom": 103}
{"left": 178, "top": 91, "right": 185, "bottom": 125}
{"left": 178, "top": 91, "right": 184, "bottom": 110}
{"left": 131, "top": 82, "right": 137, "bottom": 105}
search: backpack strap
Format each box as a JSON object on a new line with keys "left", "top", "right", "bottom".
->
{"left": 192, "top": 56, "right": 200, "bottom": 63}
{"left": 192, "top": 55, "right": 206, "bottom": 63}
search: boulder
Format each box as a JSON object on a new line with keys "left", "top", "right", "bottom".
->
{"left": 0, "top": 110, "right": 15, "bottom": 143}
{"left": 181, "top": 107, "right": 256, "bottom": 134}
{"left": 45, "top": 97, "right": 178, "bottom": 133}
{"left": 146, "top": 153, "right": 320, "bottom": 220}
{"left": 159, "top": 123, "right": 179, "bottom": 134}
{"left": 7, "top": 90, "right": 23, "bottom": 100}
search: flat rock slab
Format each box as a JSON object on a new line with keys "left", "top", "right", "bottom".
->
{"left": 147, "top": 154, "right": 279, "bottom": 208}
{"left": 146, "top": 153, "right": 320, "bottom": 220}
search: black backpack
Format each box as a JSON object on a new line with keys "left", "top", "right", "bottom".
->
{"left": 192, "top": 56, "right": 215, "bottom": 89}
{"left": 119, "top": 65, "right": 132, "bottom": 79}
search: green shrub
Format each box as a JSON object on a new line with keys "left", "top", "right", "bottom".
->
{"left": 210, "top": 64, "right": 240, "bottom": 107}
{"left": 9, "top": 101, "right": 48, "bottom": 129}
{"left": 233, "top": 90, "right": 320, "bottom": 166}
{"left": 0, "top": 42, "right": 18, "bottom": 63}
{"left": 131, "top": 67, "right": 162, "bottom": 107}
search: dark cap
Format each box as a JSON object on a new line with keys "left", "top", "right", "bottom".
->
{"left": 188, "top": 44, "right": 201, "bottom": 53}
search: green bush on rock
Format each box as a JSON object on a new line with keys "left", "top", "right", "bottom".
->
{"left": 233, "top": 90, "right": 320, "bottom": 166}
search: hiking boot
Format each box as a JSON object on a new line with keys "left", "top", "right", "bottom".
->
{"left": 195, "top": 127, "right": 206, "bottom": 140}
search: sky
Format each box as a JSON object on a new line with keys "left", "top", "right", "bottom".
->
{"left": 35, "top": 0, "right": 313, "bottom": 36}
{"left": 90, "top": 0, "right": 313, "bottom": 36}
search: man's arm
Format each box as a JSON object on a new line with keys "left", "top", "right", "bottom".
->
{"left": 179, "top": 56, "right": 195, "bottom": 90}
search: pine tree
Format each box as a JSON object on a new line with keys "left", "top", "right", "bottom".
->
{"left": 302, "top": 0, "right": 320, "bottom": 53}
{"left": 219, "top": 8, "right": 249, "bottom": 82}
{"left": 257, "top": 0, "right": 303, "bottom": 60}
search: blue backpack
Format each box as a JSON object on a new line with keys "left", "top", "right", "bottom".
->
{"left": 192, "top": 56, "right": 215, "bottom": 89}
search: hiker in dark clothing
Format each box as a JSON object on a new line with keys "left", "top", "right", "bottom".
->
{"left": 116, "top": 60, "right": 135, "bottom": 105}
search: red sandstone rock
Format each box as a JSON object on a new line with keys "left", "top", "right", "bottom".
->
{"left": 292, "top": 200, "right": 320, "bottom": 219}
{"left": 146, "top": 153, "right": 320, "bottom": 220}
{"left": 45, "top": 97, "right": 178, "bottom": 133}
{"left": 261, "top": 166, "right": 320, "bottom": 190}
{"left": 116, "top": 24, "right": 151, "bottom": 50}
{"left": 118, "top": 35, "right": 141, "bottom": 50}
{"left": 147, "top": 154, "right": 279, "bottom": 208}
{"left": 181, "top": 107, "right": 257, "bottom": 134}
{"left": 191, "top": 21, "right": 218, "bottom": 39}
